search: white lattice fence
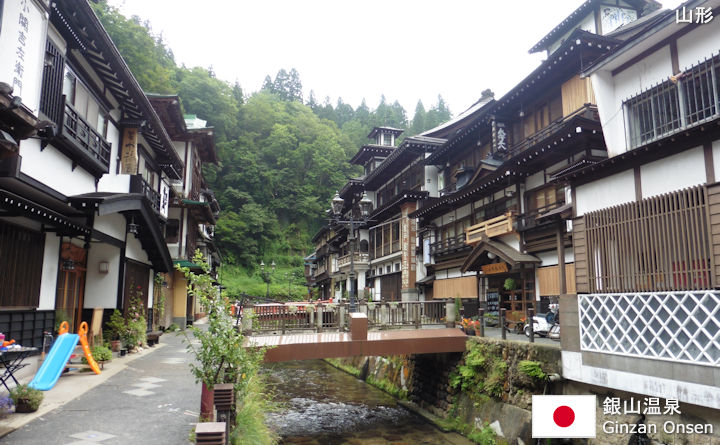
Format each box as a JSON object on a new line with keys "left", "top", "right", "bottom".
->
{"left": 578, "top": 292, "right": 720, "bottom": 365}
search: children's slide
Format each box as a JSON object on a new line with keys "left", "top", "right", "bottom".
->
{"left": 29, "top": 322, "right": 79, "bottom": 391}
{"left": 77, "top": 322, "right": 101, "bottom": 375}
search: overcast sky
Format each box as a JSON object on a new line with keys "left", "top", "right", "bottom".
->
{"left": 108, "top": 0, "right": 684, "bottom": 117}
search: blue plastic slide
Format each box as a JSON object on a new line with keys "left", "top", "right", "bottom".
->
{"left": 29, "top": 332, "right": 79, "bottom": 391}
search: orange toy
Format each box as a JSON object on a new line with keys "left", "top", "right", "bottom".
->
{"left": 1, "top": 339, "right": 15, "bottom": 348}
{"left": 77, "top": 322, "right": 101, "bottom": 374}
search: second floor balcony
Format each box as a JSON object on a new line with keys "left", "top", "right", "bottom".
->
{"left": 465, "top": 212, "right": 515, "bottom": 245}
{"left": 430, "top": 233, "right": 470, "bottom": 257}
{"left": 130, "top": 174, "right": 161, "bottom": 215}
{"left": 338, "top": 252, "right": 370, "bottom": 269}
{"left": 52, "top": 99, "right": 111, "bottom": 176}
{"left": 625, "top": 53, "right": 720, "bottom": 149}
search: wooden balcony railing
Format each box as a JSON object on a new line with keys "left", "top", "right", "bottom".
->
{"left": 465, "top": 212, "right": 515, "bottom": 245}
{"left": 517, "top": 201, "right": 565, "bottom": 231}
{"left": 338, "top": 252, "right": 370, "bottom": 268}
{"left": 313, "top": 264, "right": 328, "bottom": 277}
{"left": 242, "top": 301, "right": 448, "bottom": 334}
{"left": 430, "top": 233, "right": 469, "bottom": 256}
{"left": 60, "top": 100, "right": 111, "bottom": 174}
{"left": 130, "top": 174, "right": 161, "bottom": 214}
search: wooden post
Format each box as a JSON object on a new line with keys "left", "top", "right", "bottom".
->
{"left": 557, "top": 222, "right": 567, "bottom": 295}
{"left": 527, "top": 308, "right": 535, "bottom": 343}
{"left": 445, "top": 299, "right": 456, "bottom": 328}
{"left": 317, "top": 304, "right": 323, "bottom": 332}
{"left": 500, "top": 308, "right": 506, "bottom": 340}
{"left": 478, "top": 308, "right": 485, "bottom": 337}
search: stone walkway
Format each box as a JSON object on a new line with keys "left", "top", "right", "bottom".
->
{"left": 1, "top": 331, "right": 201, "bottom": 445}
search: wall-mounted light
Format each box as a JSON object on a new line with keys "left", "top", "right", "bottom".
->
{"left": 128, "top": 216, "right": 139, "bottom": 235}
{"left": 487, "top": 252, "right": 496, "bottom": 260}
{"left": 62, "top": 258, "right": 75, "bottom": 271}
{"left": 99, "top": 261, "right": 110, "bottom": 274}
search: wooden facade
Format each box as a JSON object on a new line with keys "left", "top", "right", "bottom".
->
{"left": 0, "top": 221, "right": 44, "bottom": 308}
{"left": 574, "top": 184, "right": 716, "bottom": 293}
{"left": 433, "top": 276, "right": 478, "bottom": 300}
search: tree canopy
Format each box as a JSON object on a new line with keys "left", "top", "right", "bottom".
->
{"left": 92, "top": 1, "right": 454, "bottom": 273}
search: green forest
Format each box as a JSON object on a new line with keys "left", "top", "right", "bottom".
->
{"left": 92, "top": 1, "right": 452, "bottom": 298}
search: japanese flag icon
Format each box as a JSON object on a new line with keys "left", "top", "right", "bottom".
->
{"left": 532, "top": 395, "right": 597, "bottom": 438}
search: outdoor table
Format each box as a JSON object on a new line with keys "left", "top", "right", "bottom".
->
{"left": 0, "top": 347, "right": 38, "bottom": 392}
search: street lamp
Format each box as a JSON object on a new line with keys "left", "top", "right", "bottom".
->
{"left": 260, "top": 260, "right": 275, "bottom": 299}
{"left": 330, "top": 190, "right": 373, "bottom": 312}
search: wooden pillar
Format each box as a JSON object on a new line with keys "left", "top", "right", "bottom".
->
{"left": 557, "top": 221, "right": 567, "bottom": 295}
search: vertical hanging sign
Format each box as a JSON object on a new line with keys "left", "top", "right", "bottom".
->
{"left": 120, "top": 127, "right": 138, "bottom": 174}
{"left": 159, "top": 180, "right": 170, "bottom": 219}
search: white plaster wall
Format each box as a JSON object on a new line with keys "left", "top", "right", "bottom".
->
{"left": 594, "top": 46, "right": 673, "bottom": 157}
{"left": 676, "top": 17, "right": 720, "bottom": 70}
{"left": 590, "top": 70, "right": 625, "bottom": 157}
{"left": 148, "top": 272, "right": 155, "bottom": 308}
{"left": 498, "top": 234, "right": 520, "bottom": 252}
{"left": 712, "top": 140, "right": 720, "bottom": 182}
{"left": 456, "top": 204, "right": 471, "bottom": 220}
{"left": 424, "top": 165, "right": 439, "bottom": 197}
{"left": 576, "top": 169, "right": 635, "bottom": 216}
{"left": 94, "top": 213, "right": 126, "bottom": 241}
{"left": 640, "top": 146, "right": 705, "bottom": 198}
{"left": 19, "top": 139, "right": 97, "bottom": 196}
{"left": 547, "top": 13, "right": 595, "bottom": 55}
{"left": 536, "top": 249, "right": 575, "bottom": 267}
{"left": 97, "top": 174, "right": 131, "bottom": 194}
{"left": 84, "top": 243, "right": 121, "bottom": 309}
{"left": 126, "top": 234, "right": 150, "bottom": 264}
{"left": 0, "top": 0, "right": 48, "bottom": 113}
{"left": 526, "top": 171, "right": 545, "bottom": 190}
{"left": 38, "top": 234, "right": 60, "bottom": 310}
{"left": 562, "top": 351, "right": 720, "bottom": 410}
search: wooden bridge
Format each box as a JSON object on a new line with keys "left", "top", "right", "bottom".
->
{"left": 241, "top": 301, "right": 468, "bottom": 362}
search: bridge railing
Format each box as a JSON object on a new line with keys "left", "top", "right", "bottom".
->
{"left": 242, "top": 300, "right": 448, "bottom": 335}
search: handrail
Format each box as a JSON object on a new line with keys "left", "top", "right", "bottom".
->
{"left": 465, "top": 211, "right": 515, "bottom": 244}
{"left": 243, "top": 300, "right": 448, "bottom": 334}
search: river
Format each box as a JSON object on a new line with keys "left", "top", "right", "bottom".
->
{"left": 264, "top": 359, "right": 473, "bottom": 445}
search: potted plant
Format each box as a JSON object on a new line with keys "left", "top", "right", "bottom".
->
{"left": 0, "top": 396, "right": 13, "bottom": 419}
{"left": 10, "top": 384, "right": 43, "bottom": 413}
{"left": 106, "top": 309, "right": 126, "bottom": 352}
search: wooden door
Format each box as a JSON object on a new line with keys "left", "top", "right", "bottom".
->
{"left": 124, "top": 260, "right": 150, "bottom": 314}
{"left": 55, "top": 243, "right": 87, "bottom": 332}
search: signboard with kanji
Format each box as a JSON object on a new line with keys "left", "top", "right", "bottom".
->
{"left": 120, "top": 128, "right": 138, "bottom": 174}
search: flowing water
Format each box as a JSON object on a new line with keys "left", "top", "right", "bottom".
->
{"left": 264, "top": 360, "right": 473, "bottom": 445}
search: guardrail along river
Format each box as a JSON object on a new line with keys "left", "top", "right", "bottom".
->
{"left": 265, "top": 359, "right": 472, "bottom": 444}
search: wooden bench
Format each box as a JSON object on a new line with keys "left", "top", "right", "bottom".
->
{"left": 146, "top": 331, "right": 163, "bottom": 346}
{"left": 504, "top": 311, "right": 526, "bottom": 334}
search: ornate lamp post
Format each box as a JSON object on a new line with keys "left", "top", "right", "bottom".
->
{"left": 330, "top": 191, "right": 373, "bottom": 312}
{"left": 260, "top": 260, "right": 275, "bottom": 299}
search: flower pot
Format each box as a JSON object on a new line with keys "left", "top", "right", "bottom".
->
{"left": 110, "top": 340, "right": 121, "bottom": 352}
{"left": 15, "top": 398, "right": 39, "bottom": 413}
{"left": 120, "top": 349, "right": 127, "bottom": 357}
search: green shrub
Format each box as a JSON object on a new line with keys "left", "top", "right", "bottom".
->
{"left": 518, "top": 360, "right": 547, "bottom": 381}
{"left": 467, "top": 422, "right": 497, "bottom": 445}
{"left": 83, "top": 345, "right": 112, "bottom": 363}
{"left": 9, "top": 384, "right": 43, "bottom": 412}
{"left": 165, "top": 323, "right": 179, "bottom": 332}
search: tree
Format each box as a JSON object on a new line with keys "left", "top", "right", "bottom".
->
{"left": 410, "top": 100, "right": 427, "bottom": 136}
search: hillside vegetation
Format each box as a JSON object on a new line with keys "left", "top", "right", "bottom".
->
{"left": 93, "top": 1, "right": 452, "bottom": 299}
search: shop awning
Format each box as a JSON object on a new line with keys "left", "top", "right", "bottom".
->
{"left": 181, "top": 199, "right": 216, "bottom": 225}
{"left": 415, "top": 275, "right": 435, "bottom": 285}
{"left": 461, "top": 239, "right": 540, "bottom": 273}
{"left": 173, "top": 259, "right": 204, "bottom": 272}
{"left": 70, "top": 193, "right": 172, "bottom": 272}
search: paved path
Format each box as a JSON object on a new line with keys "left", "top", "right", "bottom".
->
{"left": 2, "top": 331, "right": 201, "bottom": 445}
